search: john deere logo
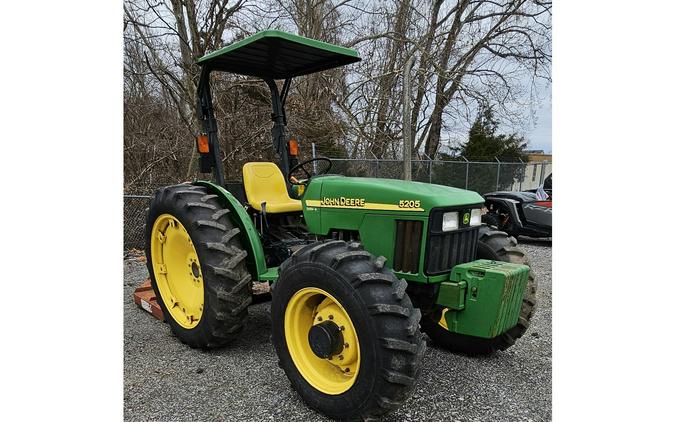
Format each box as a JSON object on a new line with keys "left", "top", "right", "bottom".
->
{"left": 462, "top": 213, "right": 470, "bottom": 225}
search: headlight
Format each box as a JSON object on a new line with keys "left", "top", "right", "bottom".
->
{"left": 442, "top": 212, "right": 459, "bottom": 231}
{"left": 470, "top": 208, "right": 482, "bottom": 226}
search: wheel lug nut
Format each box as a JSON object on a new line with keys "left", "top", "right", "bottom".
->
{"left": 317, "top": 316, "right": 323, "bottom": 322}
{"left": 338, "top": 355, "right": 343, "bottom": 360}
{"left": 344, "top": 343, "right": 349, "bottom": 348}
{"left": 340, "top": 326, "right": 345, "bottom": 331}
{"left": 328, "top": 315, "right": 333, "bottom": 320}
{"left": 345, "top": 368, "right": 350, "bottom": 373}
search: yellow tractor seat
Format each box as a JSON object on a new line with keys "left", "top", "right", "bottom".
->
{"left": 242, "top": 162, "right": 303, "bottom": 213}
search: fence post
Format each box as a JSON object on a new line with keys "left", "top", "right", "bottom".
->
{"left": 495, "top": 156, "right": 501, "bottom": 191}
{"left": 422, "top": 152, "right": 433, "bottom": 183}
{"left": 368, "top": 150, "right": 379, "bottom": 178}
{"left": 518, "top": 158, "right": 525, "bottom": 191}
{"left": 462, "top": 156, "right": 469, "bottom": 190}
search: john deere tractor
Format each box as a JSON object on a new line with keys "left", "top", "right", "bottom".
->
{"left": 145, "top": 30, "right": 537, "bottom": 420}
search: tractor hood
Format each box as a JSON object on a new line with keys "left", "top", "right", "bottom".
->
{"left": 300, "top": 175, "right": 484, "bottom": 283}
{"left": 304, "top": 175, "right": 483, "bottom": 213}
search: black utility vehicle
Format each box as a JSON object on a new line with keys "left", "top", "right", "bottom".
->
{"left": 482, "top": 174, "right": 552, "bottom": 239}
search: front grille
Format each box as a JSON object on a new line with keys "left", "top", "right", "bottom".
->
{"left": 393, "top": 220, "right": 423, "bottom": 273}
{"left": 425, "top": 228, "right": 479, "bottom": 274}
{"left": 424, "top": 205, "right": 482, "bottom": 275}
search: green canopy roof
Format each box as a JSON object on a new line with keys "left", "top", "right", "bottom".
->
{"left": 197, "top": 30, "right": 360, "bottom": 79}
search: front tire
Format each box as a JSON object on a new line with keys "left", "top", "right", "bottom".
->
{"left": 272, "top": 240, "right": 426, "bottom": 420}
{"left": 421, "top": 226, "right": 537, "bottom": 355}
{"left": 145, "top": 184, "right": 253, "bottom": 349}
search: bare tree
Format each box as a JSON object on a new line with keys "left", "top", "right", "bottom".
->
{"left": 328, "top": 0, "right": 551, "bottom": 159}
{"left": 124, "top": 0, "right": 245, "bottom": 180}
{"left": 124, "top": 0, "right": 551, "bottom": 190}
{"left": 418, "top": 0, "right": 552, "bottom": 158}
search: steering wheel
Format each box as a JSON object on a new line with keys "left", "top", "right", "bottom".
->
{"left": 288, "top": 158, "right": 332, "bottom": 185}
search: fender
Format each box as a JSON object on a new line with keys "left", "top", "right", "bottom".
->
{"left": 194, "top": 180, "right": 273, "bottom": 281}
{"left": 483, "top": 196, "right": 525, "bottom": 230}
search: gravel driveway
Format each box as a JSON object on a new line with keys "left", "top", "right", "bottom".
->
{"left": 124, "top": 240, "right": 551, "bottom": 421}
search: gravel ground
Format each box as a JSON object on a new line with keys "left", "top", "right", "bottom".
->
{"left": 124, "top": 240, "right": 551, "bottom": 421}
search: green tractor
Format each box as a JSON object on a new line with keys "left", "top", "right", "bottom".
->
{"left": 145, "top": 30, "right": 537, "bottom": 420}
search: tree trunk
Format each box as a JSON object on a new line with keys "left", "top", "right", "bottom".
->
{"left": 169, "top": 0, "right": 201, "bottom": 179}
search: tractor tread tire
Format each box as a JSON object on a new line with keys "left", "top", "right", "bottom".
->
{"left": 145, "top": 184, "right": 252, "bottom": 349}
{"left": 421, "top": 226, "right": 537, "bottom": 355}
{"left": 272, "top": 240, "right": 426, "bottom": 421}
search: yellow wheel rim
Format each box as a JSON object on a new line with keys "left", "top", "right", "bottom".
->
{"left": 150, "top": 214, "right": 204, "bottom": 329}
{"left": 284, "top": 287, "right": 361, "bottom": 395}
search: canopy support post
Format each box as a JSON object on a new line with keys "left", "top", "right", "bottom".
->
{"left": 265, "top": 78, "right": 295, "bottom": 188}
{"left": 196, "top": 66, "right": 225, "bottom": 186}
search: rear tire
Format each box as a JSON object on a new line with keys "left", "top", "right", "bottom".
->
{"left": 421, "top": 226, "right": 537, "bottom": 355}
{"left": 272, "top": 240, "right": 426, "bottom": 420}
{"left": 145, "top": 184, "right": 252, "bottom": 348}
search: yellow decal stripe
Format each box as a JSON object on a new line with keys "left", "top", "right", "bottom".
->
{"left": 305, "top": 200, "right": 424, "bottom": 212}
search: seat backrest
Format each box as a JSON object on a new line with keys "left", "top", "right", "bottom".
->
{"left": 242, "top": 162, "right": 294, "bottom": 210}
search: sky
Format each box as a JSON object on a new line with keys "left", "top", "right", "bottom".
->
{"left": 524, "top": 85, "right": 552, "bottom": 153}
{"left": 440, "top": 81, "right": 552, "bottom": 157}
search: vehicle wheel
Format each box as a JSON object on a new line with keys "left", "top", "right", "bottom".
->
{"left": 271, "top": 240, "right": 426, "bottom": 420}
{"left": 421, "top": 226, "right": 537, "bottom": 355}
{"left": 145, "top": 184, "right": 252, "bottom": 348}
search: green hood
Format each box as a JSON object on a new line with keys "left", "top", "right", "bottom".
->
{"left": 307, "top": 175, "right": 483, "bottom": 213}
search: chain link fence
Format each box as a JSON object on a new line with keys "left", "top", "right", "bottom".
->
{"left": 330, "top": 159, "right": 550, "bottom": 192}
{"left": 124, "top": 195, "right": 151, "bottom": 250}
{"left": 124, "top": 158, "right": 550, "bottom": 250}
{"left": 123, "top": 175, "right": 189, "bottom": 250}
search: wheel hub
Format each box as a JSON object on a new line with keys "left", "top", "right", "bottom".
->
{"left": 191, "top": 261, "right": 201, "bottom": 278}
{"left": 308, "top": 321, "right": 343, "bottom": 359}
